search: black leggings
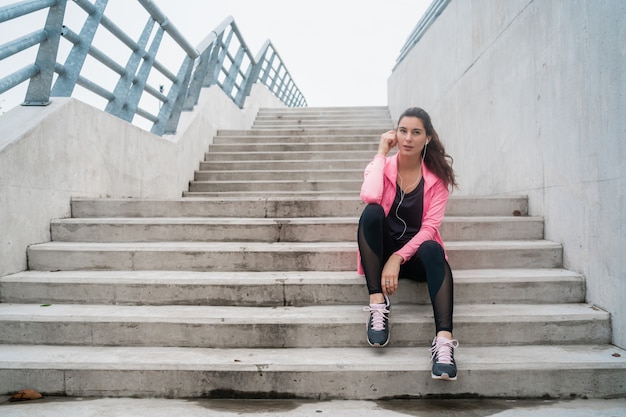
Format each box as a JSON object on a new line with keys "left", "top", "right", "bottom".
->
{"left": 358, "top": 204, "right": 454, "bottom": 334}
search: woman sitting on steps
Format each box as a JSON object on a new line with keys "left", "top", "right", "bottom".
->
{"left": 357, "top": 107, "right": 459, "bottom": 380}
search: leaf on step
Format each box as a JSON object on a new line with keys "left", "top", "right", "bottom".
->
{"left": 40, "top": 304, "right": 51, "bottom": 307}
{"left": 513, "top": 210, "right": 522, "bottom": 216}
{"left": 9, "top": 389, "right": 43, "bottom": 402}
{"left": 612, "top": 353, "right": 622, "bottom": 358}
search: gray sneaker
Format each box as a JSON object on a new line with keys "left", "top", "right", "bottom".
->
{"left": 430, "top": 336, "right": 459, "bottom": 380}
{"left": 363, "top": 295, "right": 390, "bottom": 347}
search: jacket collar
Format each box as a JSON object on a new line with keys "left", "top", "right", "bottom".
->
{"left": 385, "top": 153, "right": 437, "bottom": 191}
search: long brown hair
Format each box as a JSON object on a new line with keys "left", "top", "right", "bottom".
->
{"left": 397, "top": 107, "right": 457, "bottom": 189}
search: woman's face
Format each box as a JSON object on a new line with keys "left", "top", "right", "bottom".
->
{"left": 396, "top": 116, "right": 429, "bottom": 159}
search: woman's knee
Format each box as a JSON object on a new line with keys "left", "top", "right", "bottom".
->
{"left": 417, "top": 240, "right": 445, "bottom": 264}
{"left": 359, "top": 204, "right": 385, "bottom": 227}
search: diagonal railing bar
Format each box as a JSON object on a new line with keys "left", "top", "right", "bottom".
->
{"left": 51, "top": 0, "right": 107, "bottom": 96}
{"left": 22, "top": 0, "right": 66, "bottom": 105}
{"left": 182, "top": 39, "right": 214, "bottom": 111}
{"left": 0, "top": 0, "right": 306, "bottom": 135}
{"left": 104, "top": 17, "right": 155, "bottom": 115}
{"left": 157, "top": 55, "right": 194, "bottom": 135}
{"left": 119, "top": 25, "right": 164, "bottom": 122}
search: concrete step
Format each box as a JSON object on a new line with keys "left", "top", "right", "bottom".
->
{"left": 252, "top": 119, "right": 390, "bottom": 127}
{"left": 26, "top": 240, "right": 562, "bottom": 271}
{"left": 213, "top": 134, "right": 380, "bottom": 144}
{"left": 251, "top": 114, "right": 391, "bottom": 123}
{"left": 254, "top": 113, "right": 391, "bottom": 121}
{"left": 250, "top": 116, "right": 390, "bottom": 123}
{"left": 199, "top": 159, "right": 371, "bottom": 171}
{"left": 0, "top": 269, "right": 585, "bottom": 306}
{"left": 188, "top": 179, "right": 362, "bottom": 193}
{"left": 252, "top": 121, "right": 393, "bottom": 129}
{"left": 50, "top": 216, "right": 544, "bottom": 243}
{"left": 256, "top": 107, "right": 390, "bottom": 117}
{"left": 257, "top": 105, "right": 390, "bottom": 112}
{"left": 217, "top": 128, "right": 387, "bottom": 137}
{"left": 184, "top": 190, "right": 359, "bottom": 198}
{"left": 3, "top": 398, "right": 625, "bottom": 416}
{"left": 70, "top": 196, "right": 529, "bottom": 218}
{"left": 203, "top": 150, "right": 377, "bottom": 161}
{"left": 252, "top": 124, "right": 393, "bottom": 130}
{"left": 207, "top": 142, "right": 378, "bottom": 153}
{"left": 1, "top": 344, "right": 624, "bottom": 398}
{"left": 0, "top": 303, "right": 609, "bottom": 348}
{"left": 194, "top": 169, "right": 364, "bottom": 181}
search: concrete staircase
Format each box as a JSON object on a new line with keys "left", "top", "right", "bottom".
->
{"left": 1, "top": 106, "right": 625, "bottom": 399}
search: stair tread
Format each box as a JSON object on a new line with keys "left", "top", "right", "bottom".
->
{"left": 1, "top": 268, "right": 582, "bottom": 283}
{"left": 69, "top": 195, "right": 530, "bottom": 205}
{"left": 0, "top": 269, "right": 585, "bottom": 306}
{"left": 190, "top": 179, "right": 363, "bottom": 184}
{"left": 195, "top": 168, "right": 365, "bottom": 173}
{"left": 30, "top": 240, "right": 560, "bottom": 249}
{"left": 52, "top": 216, "right": 543, "bottom": 225}
{"left": 210, "top": 141, "right": 378, "bottom": 145}
{"left": 2, "top": 344, "right": 624, "bottom": 370}
{"left": 0, "top": 303, "right": 607, "bottom": 323}
{"left": 218, "top": 128, "right": 390, "bottom": 135}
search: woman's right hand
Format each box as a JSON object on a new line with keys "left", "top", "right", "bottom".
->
{"left": 378, "top": 130, "right": 397, "bottom": 156}
{"left": 381, "top": 254, "right": 402, "bottom": 296}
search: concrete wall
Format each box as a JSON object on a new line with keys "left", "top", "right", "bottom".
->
{"left": 388, "top": 0, "right": 625, "bottom": 347}
{"left": 0, "top": 83, "right": 285, "bottom": 277}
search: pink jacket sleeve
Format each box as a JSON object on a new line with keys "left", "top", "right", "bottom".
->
{"left": 360, "top": 154, "right": 387, "bottom": 204}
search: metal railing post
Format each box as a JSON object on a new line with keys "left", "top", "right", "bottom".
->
{"left": 236, "top": 39, "right": 268, "bottom": 108}
{"left": 22, "top": 0, "right": 67, "bottom": 105}
{"left": 105, "top": 18, "right": 155, "bottom": 117}
{"left": 119, "top": 25, "right": 164, "bottom": 122}
{"left": 259, "top": 51, "right": 276, "bottom": 85}
{"left": 183, "top": 39, "right": 215, "bottom": 110}
{"left": 222, "top": 46, "right": 245, "bottom": 98}
{"left": 213, "top": 30, "right": 235, "bottom": 87}
{"left": 157, "top": 55, "right": 194, "bottom": 135}
{"left": 204, "top": 32, "right": 225, "bottom": 87}
{"left": 51, "top": 0, "right": 107, "bottom": 97}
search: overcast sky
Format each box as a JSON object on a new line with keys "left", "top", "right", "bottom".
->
{"left": 0, "top": 0, "right": 430, "bottom": 112}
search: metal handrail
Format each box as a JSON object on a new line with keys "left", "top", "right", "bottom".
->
{"left": 0, "top": 0, "right": 307, "bottom": 135}
{"left": 394, "top": 0, "right": 451, "bottom": 70}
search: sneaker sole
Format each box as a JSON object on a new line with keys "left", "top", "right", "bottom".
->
{"left": 367, "top": 338, "right": 390, "bottom": 348}
{"left": 431, "top": 372, "right": 457, "bottom": 381}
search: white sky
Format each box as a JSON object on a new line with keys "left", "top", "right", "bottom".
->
{"left": 0, "top": 0, "right": 430, "bottom": 112}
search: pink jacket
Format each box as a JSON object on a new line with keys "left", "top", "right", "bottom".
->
{"left": 358, "top": 153, "right": 449, "bottom": 275}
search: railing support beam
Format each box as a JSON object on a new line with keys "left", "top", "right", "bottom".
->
{"left": 22, "top": 0, "right": 67, "bottom": 105}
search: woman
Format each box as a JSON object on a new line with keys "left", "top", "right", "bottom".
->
{"left": 358, "top": 107, "right": 458, "bottom": 380}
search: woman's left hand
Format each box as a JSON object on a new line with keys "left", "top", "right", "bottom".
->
{"left": 381, "top": 254, "right": 403, "bottom": 296}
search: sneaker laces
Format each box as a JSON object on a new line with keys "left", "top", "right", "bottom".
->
{"left": 363, "top": 303, "right": 389, "bottom": 331}
{"left": 430, "top": 337, "right": 459, "bottom": 365}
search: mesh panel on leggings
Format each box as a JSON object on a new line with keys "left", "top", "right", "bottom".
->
{"left": 357, "top": 205, "right": 392, "bottom": 295}
{"left": 430, "top": 261, "right": 454, "bottom": 333}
